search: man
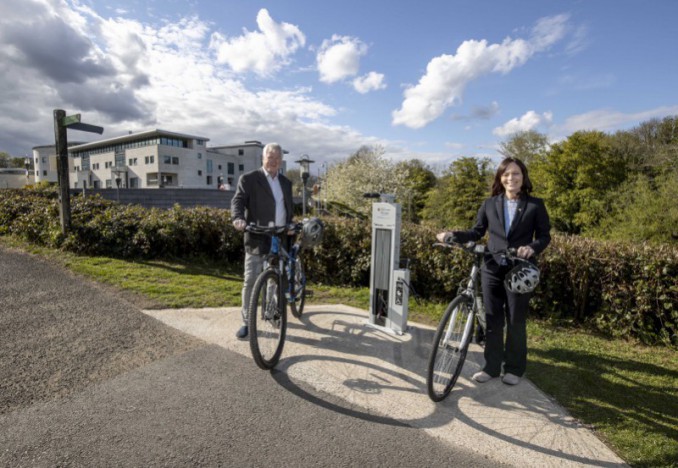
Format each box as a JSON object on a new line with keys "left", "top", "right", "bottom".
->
{"left": 231, "top": 143, "right": 294, "bottom": 339}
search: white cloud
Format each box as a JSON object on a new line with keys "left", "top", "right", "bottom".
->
{"left": 210, "top": 8, "right": 305, "bottom": 76}
{"left": 392, "top": 14, "right": 569, "bottom": 129}
{"left": 0, "top": 0, "right": 387, "bottom": 164}
{"left": 493, "top": 110, "right": 553, "bottom": 136}
{"left": 352, "top": 72, "right": 386, "bottom": 94}
{"left": 556, "top": 105, "right": 678, "bottom": 136}
{"left": 316, "top": 35, "right": 367, "bottom": 83}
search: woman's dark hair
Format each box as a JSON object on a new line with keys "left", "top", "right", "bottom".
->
{"left": 490, "top": 157, "right": 533, "bottom": 196}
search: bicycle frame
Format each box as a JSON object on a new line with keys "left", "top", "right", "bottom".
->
{"left": 258, "top": 227, "right": 304, "bottom": 303}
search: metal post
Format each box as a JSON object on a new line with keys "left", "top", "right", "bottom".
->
{"left": 53, "top": 109, "right": 71, "bottom": 233}
{"left": 301, "top": 173, "right": 308, "bottom": 216}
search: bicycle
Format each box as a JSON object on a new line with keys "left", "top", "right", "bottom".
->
{"left": 426, "top": 240, "right": 539, "bottom": 401}
{"left": 245, "top": 222, "right": 307, "bottom": 370}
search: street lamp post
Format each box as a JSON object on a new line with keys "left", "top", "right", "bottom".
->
{"left": 112, "top": 167, "right": 123, "bottom": 202}
{"left": 295, "top": 155, "right": 314, "bottom": 216}
{"left": 24, "top": 156, "right": 30, "bottom": 182}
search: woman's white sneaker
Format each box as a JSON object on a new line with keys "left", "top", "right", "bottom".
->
{"left": 472, "top": 371, "right": 493, "bottom": 383}
{"left": 502, "top": 373, "right": 521, "bottom": 385}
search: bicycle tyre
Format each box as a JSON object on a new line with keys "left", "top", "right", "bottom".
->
{"left": 248, "top": 269, "right": 287, "bottom": 370}
{"left": 289, "top": 258, "right": 306, "bottom": 319}
{"left": 426, "top": 295, "right": 475, "bottom": 402}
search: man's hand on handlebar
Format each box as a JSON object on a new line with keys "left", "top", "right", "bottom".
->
{"left": 233, "top": 219, "right": 246, "bottom": 231}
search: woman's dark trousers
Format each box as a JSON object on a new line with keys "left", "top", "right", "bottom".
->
{"left": 481, "top": 267, "right": 532, "bottom": 377}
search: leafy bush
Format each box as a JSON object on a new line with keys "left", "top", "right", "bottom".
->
{"left": 0, "top": 188, "right": 675, "bottom": 346}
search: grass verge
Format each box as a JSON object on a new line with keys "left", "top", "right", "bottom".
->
{"left": 2, "top": 236, "right": 676, "bottom": 467}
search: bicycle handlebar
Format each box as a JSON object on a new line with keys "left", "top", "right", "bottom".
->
{"left": 433, "top": 240, "right": 524, "bottom": 262}
{"left": 245, "top": 222, "right": 303, "bottom": 236}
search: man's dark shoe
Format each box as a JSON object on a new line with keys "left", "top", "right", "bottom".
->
{"left": 236, "top": 325, "right": 248, "bottom": 339}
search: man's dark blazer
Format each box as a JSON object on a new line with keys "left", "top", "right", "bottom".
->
{"left": 455, "top": 193, "right": 551, "bottom": 273}
{"left": 231, "top": 168, "right": 294, "bottom": 255}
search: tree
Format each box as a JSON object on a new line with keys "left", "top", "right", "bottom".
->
{"left": 393, "top": 159, "right": 436, "bottom": 222}
{"left": 530, "top": 131, "right": 628, "bottom": 234}
{"left": 325, "top": 145, "right": 398, "bottom": 216}
{"left": 498, "top": 130, "right": 550, "bottom": 167}
{"left": 421, "top": 156, "right": 493, "bottom": 229}
{"left": 593, "top": 170, "right": 678, "bottom": 243}
{"left": 0, "top": 152, "right": 10, "bottom": 168}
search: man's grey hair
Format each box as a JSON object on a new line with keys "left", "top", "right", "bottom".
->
{"left": 263, "top": 143, "right": 282, "bottom": 158}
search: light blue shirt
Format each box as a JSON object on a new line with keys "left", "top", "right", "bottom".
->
{"left": 263, "top": 168, "right": 286, "bottom": 227}
{"left": 504, "top": 198, "right": 519, "bottom": 235}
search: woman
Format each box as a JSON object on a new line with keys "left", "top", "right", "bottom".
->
{"left": 436, "top": 157, "right": 551, "bottom": 385}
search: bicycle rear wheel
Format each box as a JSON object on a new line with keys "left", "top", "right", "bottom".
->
{"left": 249, "top": 269, "right": 287, "bottom": 370}
{"left": 289, "top": 258, "right": 306, "bottom": 319}
{"left": 426, "top": 295, "right": 475, "bottom": 402}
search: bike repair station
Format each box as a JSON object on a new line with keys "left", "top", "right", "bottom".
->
{"left": 365, "top": 193, "right": 410, "bottom": 335}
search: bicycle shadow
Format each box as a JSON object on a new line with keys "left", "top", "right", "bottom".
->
{"left": 270, "top": 305, "right": 627, "bottom": 467}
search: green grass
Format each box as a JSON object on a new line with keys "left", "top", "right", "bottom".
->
{"left": 2, "top": 236, "right": 677, "bottom": 467}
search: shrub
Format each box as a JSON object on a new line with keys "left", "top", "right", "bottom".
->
{"left": 0, "top": 188, "right": 675, "bottom": 346}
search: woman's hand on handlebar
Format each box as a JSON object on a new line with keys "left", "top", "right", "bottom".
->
{"left": 516, "top": 245, "right": 535, "bottom": 259}
{"left": 436, "top": 231, "right": 450, "bottom": 243}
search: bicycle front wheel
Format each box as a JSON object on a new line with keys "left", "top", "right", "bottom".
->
{"left": 426, "top": 295, "right": 475, "bottom": 402}
{"left": 249, "top": 269, "right": 287, "bottom": 370}
{"left": 289, "top": 258, "right": 306, "bottom": 319}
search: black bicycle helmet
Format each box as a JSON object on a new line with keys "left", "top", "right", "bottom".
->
{"left": 504, "top": 261, "right": 540, "bottom": 294}
{"left": 301, "top": 217, "right": 324, "bottom": 249}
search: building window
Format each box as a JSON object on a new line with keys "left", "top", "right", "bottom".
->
{"left": 146, "top": 174, "right": 158, "bottom": 186}
{"left": 105, "top": 161, "right": 112, "bottom": 169}
{"left": 228, "top": 162, "right": 235, "bottom": 175}
{"left": 43, "top": 170, "right": 47, "bottom": 176}
{"left": 239, "top": 164, "right": 244, "bottom": 172}
{"left": 105, "top": 179, "right": 112, "bottom": 188}
{"left": 172, "top": 156, "right": 179, "bottom": 165}
{"left": 206, "top": 160, "right": 213, "bottom": 173}
{"left": 206, "top": 175, "right": 213, "bottom": 185}
{"left": 129, "top": 177, "right": 139, "bottom": 188}
{"left": 128, "top": 158, "right": 138, "bottom": 166}
{"left": 238, "top": 149, "right": 244, "bottom": 156}
{"left": 42, "top": 157, "right": 46, "bottom": 163}
{"left": 198, "top": 170, "right": 202, "bottom": 176}
{"left": 93, "top": 180, "right": 100, "bottom": 188}
{"left": 197, "top": 140, "right": 205, "bottom": 146}
{"left": 163, "top": 155, "right": 171, "bottom": 164}
{"left": 74, "top": 182, "right": 78, "bottom": 188}
{"left": 145, "top": 155, "right": 155, "bottom": 164}
{"left": 197, "top": 152, "right": 202, "bottom": 159}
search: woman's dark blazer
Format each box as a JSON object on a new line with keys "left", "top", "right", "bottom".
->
{"left": 455, "top": 194, "right": 551, "bottom": 273}
{"left": 231, "top": 168, "right": 294, "bottom": 255}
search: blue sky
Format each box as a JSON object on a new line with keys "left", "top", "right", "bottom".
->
{"left": 1, "top": 0, "right": 677, "bottom": 170}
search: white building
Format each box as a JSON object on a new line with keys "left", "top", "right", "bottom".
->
{"left": 32, "top": 130, "right": 288, "bottom": 190}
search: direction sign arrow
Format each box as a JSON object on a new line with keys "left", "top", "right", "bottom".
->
{"left": 67, "top": 122, "right": 104, "bottom": 134}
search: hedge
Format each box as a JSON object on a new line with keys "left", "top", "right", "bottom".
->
{"left": 1, "top": 187, "right": 676, "bottom": 347}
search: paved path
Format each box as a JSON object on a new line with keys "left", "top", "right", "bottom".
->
{"left": 0, "top": 246, "right": 499, "bottom": 467}
{"left": 0, "top": 245, "right": 627, "bottom": 466}
{"left": 144, "top": 305, "right": 628, "bottom": 467}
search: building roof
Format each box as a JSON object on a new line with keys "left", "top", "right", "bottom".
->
{"left": 32, "top": 142, "right": 86, "bottom": 150}
{"left": 67, "top": 129, "right": 210, "bottom": 152}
